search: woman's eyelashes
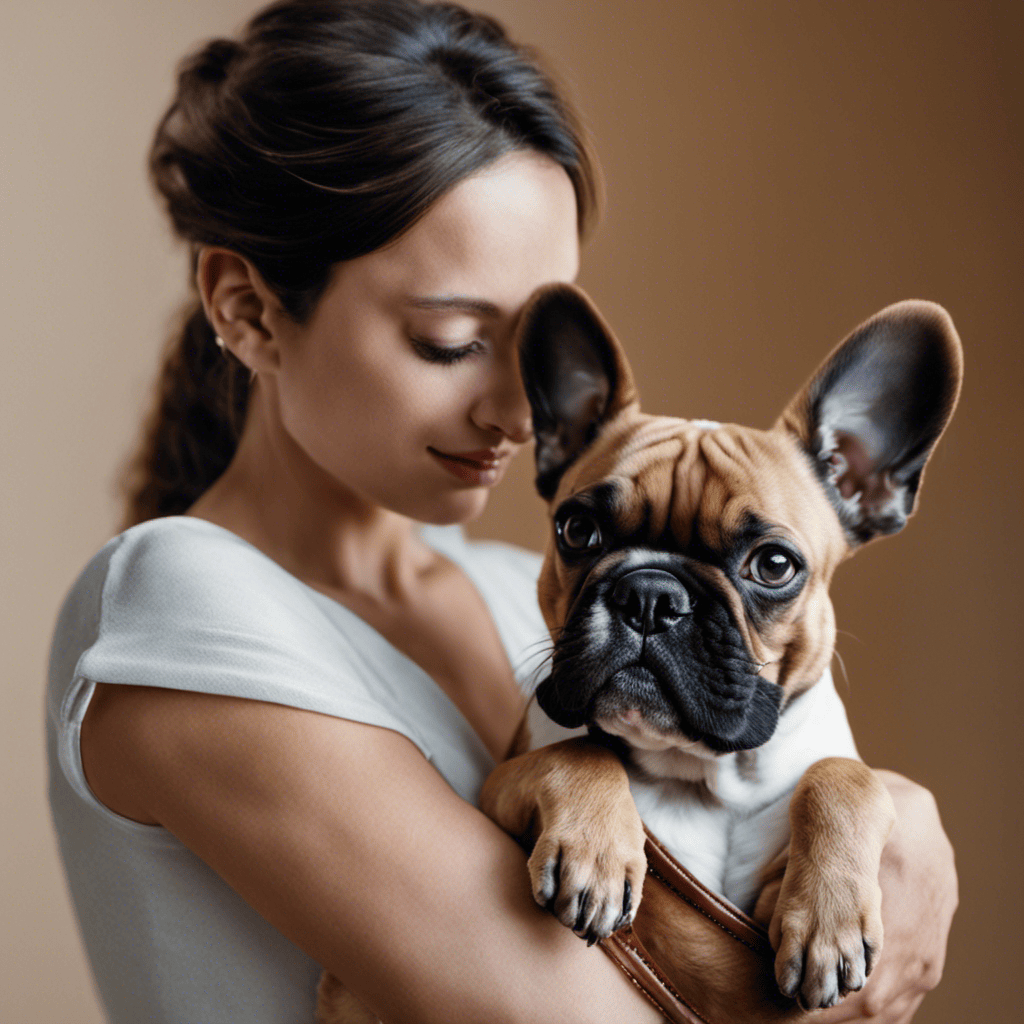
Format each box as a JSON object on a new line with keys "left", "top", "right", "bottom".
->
{"left": 409, "top": 335, "right": 484, "bottom": 365}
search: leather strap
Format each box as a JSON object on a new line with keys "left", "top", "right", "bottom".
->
{"left": 600, "top": 925, "right": 709, "bottom": 1024}
{"left": 598, "top": 828, "right": 773, "bottom": 1023}
{"left": 643, "top": 829, "right": 773, "bottom": 956}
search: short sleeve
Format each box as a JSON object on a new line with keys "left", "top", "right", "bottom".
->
{"left": 63, "top": 520, "right": 436, "bottom": 756}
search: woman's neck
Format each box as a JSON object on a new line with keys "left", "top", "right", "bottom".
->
{"left": 186, "top": 390, "right": 439, "bottom": 604}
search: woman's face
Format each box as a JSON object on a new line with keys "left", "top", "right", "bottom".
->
{"left": 268, "top": 150, "right": 581, "bottom": 524}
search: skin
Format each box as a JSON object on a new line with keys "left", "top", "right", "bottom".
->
{"left": 80, "top": 149, "right": 956, "bottom": 1023}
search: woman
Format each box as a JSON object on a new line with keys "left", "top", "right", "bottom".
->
{"left": 47, "top": 2, "right": 956, "bottom": 1022}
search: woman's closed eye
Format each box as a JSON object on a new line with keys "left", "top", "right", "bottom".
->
{"left": 409, "top": 335, "right": 484, "bottom": 365}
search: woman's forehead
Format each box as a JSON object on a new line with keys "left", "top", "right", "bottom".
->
{"left": 344, "top": 151, "right": 580, "bottom": 313}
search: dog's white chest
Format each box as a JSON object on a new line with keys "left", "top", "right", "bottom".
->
{"left": 628, "top": 762, "right": 796, "bottom": 912}
{"left": 527, "top": 670, "right": 858, "bottom": 914}
{"left": 629, "top": 672, "right": 859, "bottom": 911}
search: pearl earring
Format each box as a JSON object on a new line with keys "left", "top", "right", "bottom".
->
{"left": 214, "top": 333, "right": 255, "bottom": 382}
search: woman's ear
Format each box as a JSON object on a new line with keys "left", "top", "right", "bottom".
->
{"left": 196, "top": 248, "right": 284, "bottom": 376}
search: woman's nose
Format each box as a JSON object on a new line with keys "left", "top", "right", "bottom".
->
{"left": 471, "top": 354, "right": 533, "bottom": 444}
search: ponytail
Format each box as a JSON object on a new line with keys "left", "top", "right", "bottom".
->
{"left": 120, "top": 300, "right": 250, "bottom": 528}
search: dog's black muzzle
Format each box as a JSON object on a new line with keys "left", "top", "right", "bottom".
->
{"left": 536, "top": 559, "right": 781, "bottom": 752}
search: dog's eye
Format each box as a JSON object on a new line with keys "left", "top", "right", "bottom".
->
{"left": 558, "top": 513, "right": 602, "bottom": 552}
{"left": 746, "top": 545, "right": 797, "bottom": 588}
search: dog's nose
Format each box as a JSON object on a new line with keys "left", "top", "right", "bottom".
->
{"left": 610, "top": 569, "right": 694, "bottom": 635}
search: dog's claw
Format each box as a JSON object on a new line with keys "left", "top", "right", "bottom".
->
{"left": 572, "top": 888, "right": 593, "bottom": 933}
{"left": 609, "top": 878, "right": 634, "bottom": 934}
{"left": 532, "top": 845, "right": 562, "bottom": 910}
{"left": 776, "top": 949, "right": 804, "bottom": 1000}
{"left": 839, "top": 944, "right": 867, "bottom": 995}
{"left": 863, "top": 938, "right": 877, "bottom": 976}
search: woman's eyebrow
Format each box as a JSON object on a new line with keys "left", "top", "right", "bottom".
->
{"left": 405, "top": 295, "right": 502, "bottom": 318}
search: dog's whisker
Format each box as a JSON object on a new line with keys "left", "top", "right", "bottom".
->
{"left": 832, "top": 648, "right": 851, "bottom": 689}
{"left": 511, "top": 639, "right": 556, "bottom": 673}
{"left": 520, "top": 636, "right": 557, "bottom": 656}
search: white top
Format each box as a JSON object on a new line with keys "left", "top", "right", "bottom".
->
{"left": 46, "top": 516, "right": 548, "bottom": 1024}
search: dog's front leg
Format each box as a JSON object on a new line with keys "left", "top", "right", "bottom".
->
{"left": 480, "top": 738, "right": 647, "bottom": 944}
{"left": 764, "top": 758, "right": 896, "bottom": 1012}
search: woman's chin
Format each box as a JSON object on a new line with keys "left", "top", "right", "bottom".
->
{"left": 417, "top": 487, "right": 491, "bottom": 526}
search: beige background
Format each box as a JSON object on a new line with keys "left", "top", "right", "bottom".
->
{"left": 3, "top": 2, "right": 1020, "bottom": 1022}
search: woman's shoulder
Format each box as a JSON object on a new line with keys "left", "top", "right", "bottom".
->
{"left": 50, "top": 517, "right": 356, "bottom": 705}
{"left": 53, "top": 518, "right": 308, "bottom": 658}
{"left": 96, "top": 514, "right": 307, "bottom": 603}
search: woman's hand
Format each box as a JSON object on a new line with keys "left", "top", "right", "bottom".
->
{"left": 816, "top": 770, "right": 958, "bottom": 1023}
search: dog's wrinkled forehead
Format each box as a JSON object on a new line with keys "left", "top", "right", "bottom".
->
{"left": 555, "top": 413, "right": 847, "bottom": 568}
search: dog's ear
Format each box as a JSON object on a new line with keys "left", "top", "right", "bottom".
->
{"left": 517, "top": 284, "right": 639, "bottom": 500}
{"left": 777, "top": 300, "right": 963, "bottom": 545}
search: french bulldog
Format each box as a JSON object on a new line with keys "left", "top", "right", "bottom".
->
{"left": 480, "top": 285, "right": 962, "bottom": 1021}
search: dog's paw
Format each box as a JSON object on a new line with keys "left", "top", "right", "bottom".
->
{"left": 770, "top": 865, "right": 884, "bottom": 1010}
{"left": 527, "top": 809, "right": 646, "bottom": 945}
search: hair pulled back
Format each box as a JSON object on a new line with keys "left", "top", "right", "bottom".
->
{"left": 122, "top": 0, "right": 598, "bottom": 527}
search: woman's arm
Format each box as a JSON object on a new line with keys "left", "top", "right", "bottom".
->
{"left": 815, "top": 770, "right": 958, "bottom": 1023}
{"left": 81, "top": 683, "right": 664, "bottom": 1024}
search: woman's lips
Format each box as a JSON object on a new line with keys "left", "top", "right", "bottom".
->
{"left": 428, "top": 447, "right": 509, "bottom": 485}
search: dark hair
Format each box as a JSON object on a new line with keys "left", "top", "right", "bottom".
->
{"left": 121, "top": 0, "right": 598, "bottom": 527}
